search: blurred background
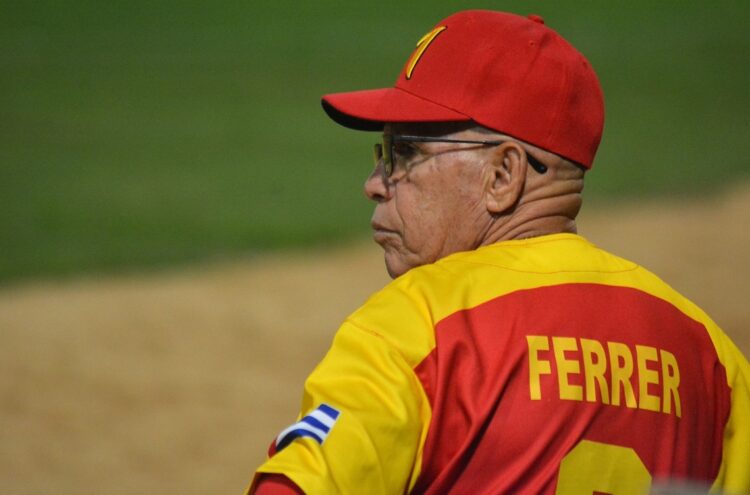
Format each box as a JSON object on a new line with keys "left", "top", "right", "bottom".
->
{"left": 3, "top": 0, "right": 749, "bottom": 282}
{"left": 1, "top": 1, "right": 749, "bottom": 493}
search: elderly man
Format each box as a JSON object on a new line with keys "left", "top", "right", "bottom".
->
{"left": 249, "top": 10, "right": 750, "bottom": 495}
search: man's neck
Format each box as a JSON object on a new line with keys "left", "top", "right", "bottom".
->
{"left": 478, "top": 191, "right": 582, "bottom": 246}
{"left": 480, "top": 216, "right": 578, "bottom": 247}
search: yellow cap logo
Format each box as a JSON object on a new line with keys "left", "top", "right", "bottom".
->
{"left": 405, "top": 26, "right": 447, "bottom": 80}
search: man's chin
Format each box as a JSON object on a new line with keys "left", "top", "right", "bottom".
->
{"left": 383, "top": 250, "right": 414, "bottom": 279}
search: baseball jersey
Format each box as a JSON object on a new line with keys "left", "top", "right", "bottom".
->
{"left": 252, "top": 233, "right": 750, "bottom": 494}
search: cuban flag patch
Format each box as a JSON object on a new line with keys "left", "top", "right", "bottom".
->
{"left": 271, "top": 403, "right": 341, "bottom": 455}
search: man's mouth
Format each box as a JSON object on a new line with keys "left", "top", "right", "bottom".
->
{"left": 370, "top": 222, "right": 399, "bottom": 245}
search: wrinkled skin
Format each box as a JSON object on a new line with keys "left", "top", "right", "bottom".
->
{"left": 364, "top": 122, "right": 496, "bottom": 278}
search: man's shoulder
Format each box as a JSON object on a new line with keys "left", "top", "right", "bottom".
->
{"left": 441, "top": 233, "right": 637, "bottom": 274}
{"left": 345, "top": 234, "right": 633, "bottom": 359}
{"left": 345, "top": 232, "right": 741, "bottom": 374}
{"left": 350, "top": 233, "right": 642, "bottom": 326}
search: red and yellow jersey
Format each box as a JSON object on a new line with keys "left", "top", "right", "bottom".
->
{"left": 253, "top": 234, "right": 750, "bottom": 494}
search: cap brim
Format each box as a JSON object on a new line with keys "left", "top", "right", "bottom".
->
{"left": 321, "top": 87, "right": 470, "bottom": 131}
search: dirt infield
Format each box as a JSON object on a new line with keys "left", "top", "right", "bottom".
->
{"left": 1, "top": 186, "right": 749, "bottom": 494}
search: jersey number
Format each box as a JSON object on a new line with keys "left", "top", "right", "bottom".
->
{"left": 556, "top": 440, "right": 652, "bottom": 494}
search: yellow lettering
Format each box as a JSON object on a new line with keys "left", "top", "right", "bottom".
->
{"left": 608, "top": 342, "right": 637, "bottom": 408}
{"left": 581, "top": 338, "right": 610, "bottom": 404}
{"left": 527, "top": 336, "right": 551, "bottom": 400}
{"left": 660, "top": 350, "right": 681, "bottom": 417}
{"left": 553, "top": 337, "right": 583, "bottom": 401}
{"left": 636, "top": 345, "right": 660, "bottom": 412}
{"left": 527, "top": 335, "right": 680, "bottom": 417}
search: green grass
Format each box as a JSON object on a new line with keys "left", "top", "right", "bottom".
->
{"left": 2, "top": 1, "right": 749, "bottom": 282}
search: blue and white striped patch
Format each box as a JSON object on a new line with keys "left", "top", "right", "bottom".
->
{"left": 275, "top": 403, "right": 341, "bottom": 451}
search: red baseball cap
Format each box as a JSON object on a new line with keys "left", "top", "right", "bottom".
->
{"left": 321, "top": 10, "right": 604, "bottom": 169}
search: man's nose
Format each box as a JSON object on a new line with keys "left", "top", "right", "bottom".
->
{"left": 363, "top": 166, "right": 392, "bottom": 202}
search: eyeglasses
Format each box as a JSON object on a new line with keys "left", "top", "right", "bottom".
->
{"left": 373, "top": 134, "right": 548, "bottom": 177}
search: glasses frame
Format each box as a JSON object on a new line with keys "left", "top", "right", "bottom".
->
{"left": 373, "top": 134, "right": 548, "bottom": 177}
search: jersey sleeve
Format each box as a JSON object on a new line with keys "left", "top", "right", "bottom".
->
{"left": 253, "top": 319, "right": 429, "bottom": 495}
{"left": 710, "top": 328, "right": 750, "bottom": 494}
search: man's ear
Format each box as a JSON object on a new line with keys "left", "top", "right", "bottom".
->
{"left": 483, "top": 142, "right": 528, "bottom": 214}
